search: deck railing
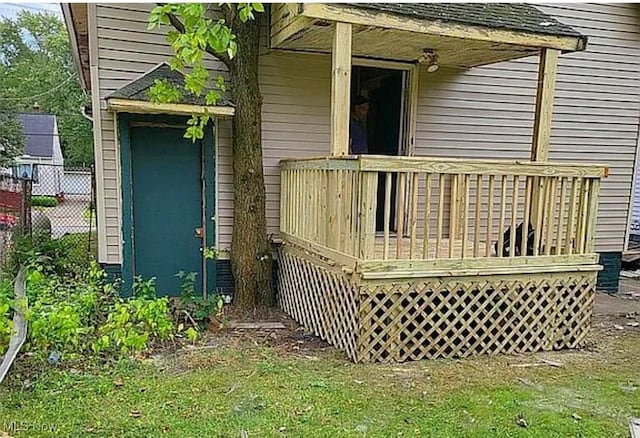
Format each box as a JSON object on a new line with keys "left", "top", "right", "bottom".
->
{"left": 280, "top": 155, "right": 607, "bottom": 267}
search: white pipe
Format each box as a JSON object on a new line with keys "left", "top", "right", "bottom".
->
{"left": 81, "top": 105, "right": 93, "bottom": 123}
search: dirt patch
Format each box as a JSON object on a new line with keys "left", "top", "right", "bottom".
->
{"left": 154, "top": 290, "right": 640, "bottom": 374}
{"left": 593, "top": 291, "right": 640, "bottom": 346}
{"left": 209, "top": 306, "right": 331, "bottom": 356}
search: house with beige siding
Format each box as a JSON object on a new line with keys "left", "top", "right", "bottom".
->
{"left": 64, "top": 3, "right": 640, "bottom": 362}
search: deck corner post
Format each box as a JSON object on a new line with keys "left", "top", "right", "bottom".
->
{"left": 531, "top": 48, "right": 559, "bottom": 162}
{"left": 330, "top": 21, "right": 352, "bottom": 157}
{"left": 530, "top": 48, "right": 559, "bottom": 241}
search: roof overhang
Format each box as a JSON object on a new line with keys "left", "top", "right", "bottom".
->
{"left": 107, "top": 98, "right": 235, "bottom": 118}
{"left": 271, "top": 3, "right": 587, "bottom": 68}
{"left": 61, "top": 3, "right": 90, "bottom": 90}
{"left": 105, "top": 63, "right": 235, "bottom": 118}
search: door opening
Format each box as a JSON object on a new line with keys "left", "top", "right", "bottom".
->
{"left": 351, "top": 65, "right": 405, "bottom": 232}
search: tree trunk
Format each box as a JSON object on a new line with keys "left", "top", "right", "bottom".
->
{"left": 228, "top": 15, "right": 274, "bottom": 310}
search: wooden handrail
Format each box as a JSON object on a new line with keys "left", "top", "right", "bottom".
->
{"left": 280, "top": 155, "right": 606, "bottom": 262}
{"left": 281, "top": 155, "right": 608, "bottom": 178}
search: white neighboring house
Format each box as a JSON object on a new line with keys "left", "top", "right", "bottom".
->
{"left": 12, "top": 113, "right": 64, "bottom": 197}
{"left": 62, "top": 168, "right": 92, "bottom": 195}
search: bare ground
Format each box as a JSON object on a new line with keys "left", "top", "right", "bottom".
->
{"left": 193, "top": 284, "right": 640, "bottom": 364}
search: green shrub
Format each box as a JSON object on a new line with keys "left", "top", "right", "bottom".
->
{"left": 92, "top": 277, "right": 174, "bottom": 354}
{"left": 174, "top": 270, "right": 223, "bottom": 326}
{"left": 0, "top": 295, "right": 13, "bottom": 351}
{"left": 0, "top": 261, "right": 178, "bottom": 366}
{"left": 6, "top": 233, "right": 95, "bottom": 279}
{"left": 31, "top": 196, "right": 59, "bottom": 207}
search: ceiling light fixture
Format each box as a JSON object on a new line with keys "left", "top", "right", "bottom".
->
{"left": 420, "top": 49, "right": 440, "bottom": 73}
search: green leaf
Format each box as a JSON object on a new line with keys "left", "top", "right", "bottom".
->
{"left": 147, "top": 79, "right": 183, "bottom": 104}
{"left": 185, "top": 327, "right": 198, "bottom": 343}
{"left": 252, "top": 3, "right": 265, "bottom": 13}
{"left": 205, "top": 90, "right": 220, "bottom": 106}
{"left": 238, "top": 7, "right": 248, "bottom": 23}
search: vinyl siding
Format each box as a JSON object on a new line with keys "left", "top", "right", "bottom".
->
{"left": 216, "top": 52, "right": 331, "bottom": 253}
{"left": 413, "top": 4, "right": 640, "bottom": 252}
{"left": 93, "top": 3, "right": 227, "bottom": 263}
{"left": 92, "top": 3, "right": 640, "bottom": 263}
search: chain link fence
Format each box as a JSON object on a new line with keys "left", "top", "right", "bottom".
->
{"left": 1, "top": 165, "right": 97, "bottom": 269}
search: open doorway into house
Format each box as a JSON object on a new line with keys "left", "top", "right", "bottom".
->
{"left": 351, "top": 65, "right": 405, "bottom": 232}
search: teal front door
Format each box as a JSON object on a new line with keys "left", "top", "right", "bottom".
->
{"left": 128, "top": 124, "right": 214, "bottom": 296}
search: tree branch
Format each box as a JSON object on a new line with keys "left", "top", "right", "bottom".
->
{"left": 157, "top": 4, "right": 232, "bottom": 69}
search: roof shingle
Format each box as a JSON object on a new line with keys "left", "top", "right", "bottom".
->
{"left": 18, "top": 113, "right": 56, "bottom": 158}
{"left": 350, "top": 3, "right": 584, "bottom": 40}
{"left": 109, "top": 63, "right": 232, "bottom": 106}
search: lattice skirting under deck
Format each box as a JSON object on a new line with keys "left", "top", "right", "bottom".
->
{"left": 277, "top": 245, "right": 596, "bottom": 363}
{"left": 277, "top": 246, "right": 361, "bottom": 361}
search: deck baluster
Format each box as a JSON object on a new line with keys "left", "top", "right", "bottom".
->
{"left": 544, "top": 177, "right": 557, "bottom": 255}
{"left": 461, "top": 174, "right": 470, "bottom": 258}
{"left": 486, "top": 175, "right": 495, "bottom": 257}
{"left": 565, "top": 177, "right": 579, "bottom": 255}
{"left": 497, "top": 175, "right": 507, "bottom": 257}
{"left": 409, "top": 173, "right": 419, "bottom": 259}
{"left": 556, "top": 177, "right": 567, "bottom": 255}
{"left": 577, "top": 178, "right": 590, "bottom": 254}
{"left": 509, "top": 175, "right": 519, "bottom": 258}
{"left": 533, "top": 177, "right": 545, "bottom": 256}
{"left": 585, "top": 178, "right": 601, "bottom": 253}
{"left": 473, "top": 174, "right": 482, "bottom": 258}
{"left": 436, "top": 174, "right": 445, "bottom": 258}
{"left": 396, "top": 172, "right": 406, "bottom": 259}
{"left": 383, "top": 172, "right": 392, "bottom": 260}
{"left": 423, "top": 173, "right": 432, "bottom": 259}
{"left": 521, "top": 176, "right": 532, "bottom": 257}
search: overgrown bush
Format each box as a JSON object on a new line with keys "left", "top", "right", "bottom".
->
{"left": 0, "top": 291, "right": 13, "bottom": 351}
{"left": 91, "top": 277, "right": 174, "bottom": 354}
{"left": 174, "top": 270, "right": 223, "bottom": 326}
{"left": 0, "top": 260, "right": 179, "bottom": 367}
{"left": 31, "top": 196, "right": 59, "bottom": 207}
{"left": 5, "top": 233, "right": 95, "bottom": 278}
{"left": 0, "top": 231, "right": 210, "bottom": 373}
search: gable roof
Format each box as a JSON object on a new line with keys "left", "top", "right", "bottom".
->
{"left": 18, "top": 113, "right": 56, "bottom": 158}
{"left": 109, "top": 63, "right": 232, "bottom": 106}
{"left": 350, "top": 4, "right": 585, "bottom": 43}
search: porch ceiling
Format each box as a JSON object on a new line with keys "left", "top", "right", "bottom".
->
{"left": 271, "top": 3, "right": 587, "bottom": 68}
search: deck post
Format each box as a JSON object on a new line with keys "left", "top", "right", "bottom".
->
{"left": 531, "top": 48, "right": 559, "bottom": 161}
{"left": 530, "top": 48, "right": 559, "bottom": 249}
{"left": 330, "top": 22, "right": 352, "bottom": 156}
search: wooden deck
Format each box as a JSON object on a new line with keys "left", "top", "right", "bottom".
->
{"left": 277, "top": 155, "right": 605, "bottom": 362}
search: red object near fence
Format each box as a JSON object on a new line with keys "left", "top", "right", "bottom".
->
{"left": 0, "top": 213, "right": 17, "bottom": 228}
{"left": 0, "top": 189, "right": 22, "bottom": 211}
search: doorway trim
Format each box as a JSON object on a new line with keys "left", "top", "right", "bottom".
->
{"left": 352, "top": 58, "right": 420, "bottom": 157}
{"left": 118, "top": 113, "right": 216, "bottom": 296}
{"left": 351, "top": 59, "right": 421, "bottom": 234}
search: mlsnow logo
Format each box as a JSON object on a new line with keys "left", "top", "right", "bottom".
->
{"left": 3, "top": 420, "right": 58, "bottom": 433}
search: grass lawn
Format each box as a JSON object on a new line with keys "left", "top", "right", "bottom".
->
{"left": 1, "top": 323, "right": 639, "bottom": 437}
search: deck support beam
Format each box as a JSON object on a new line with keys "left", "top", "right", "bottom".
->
{"left": 530, "top": 48, "right": 559, "bottom": 234}
{"left": 330, "top": 22, "right": 352, "bottom": 156}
